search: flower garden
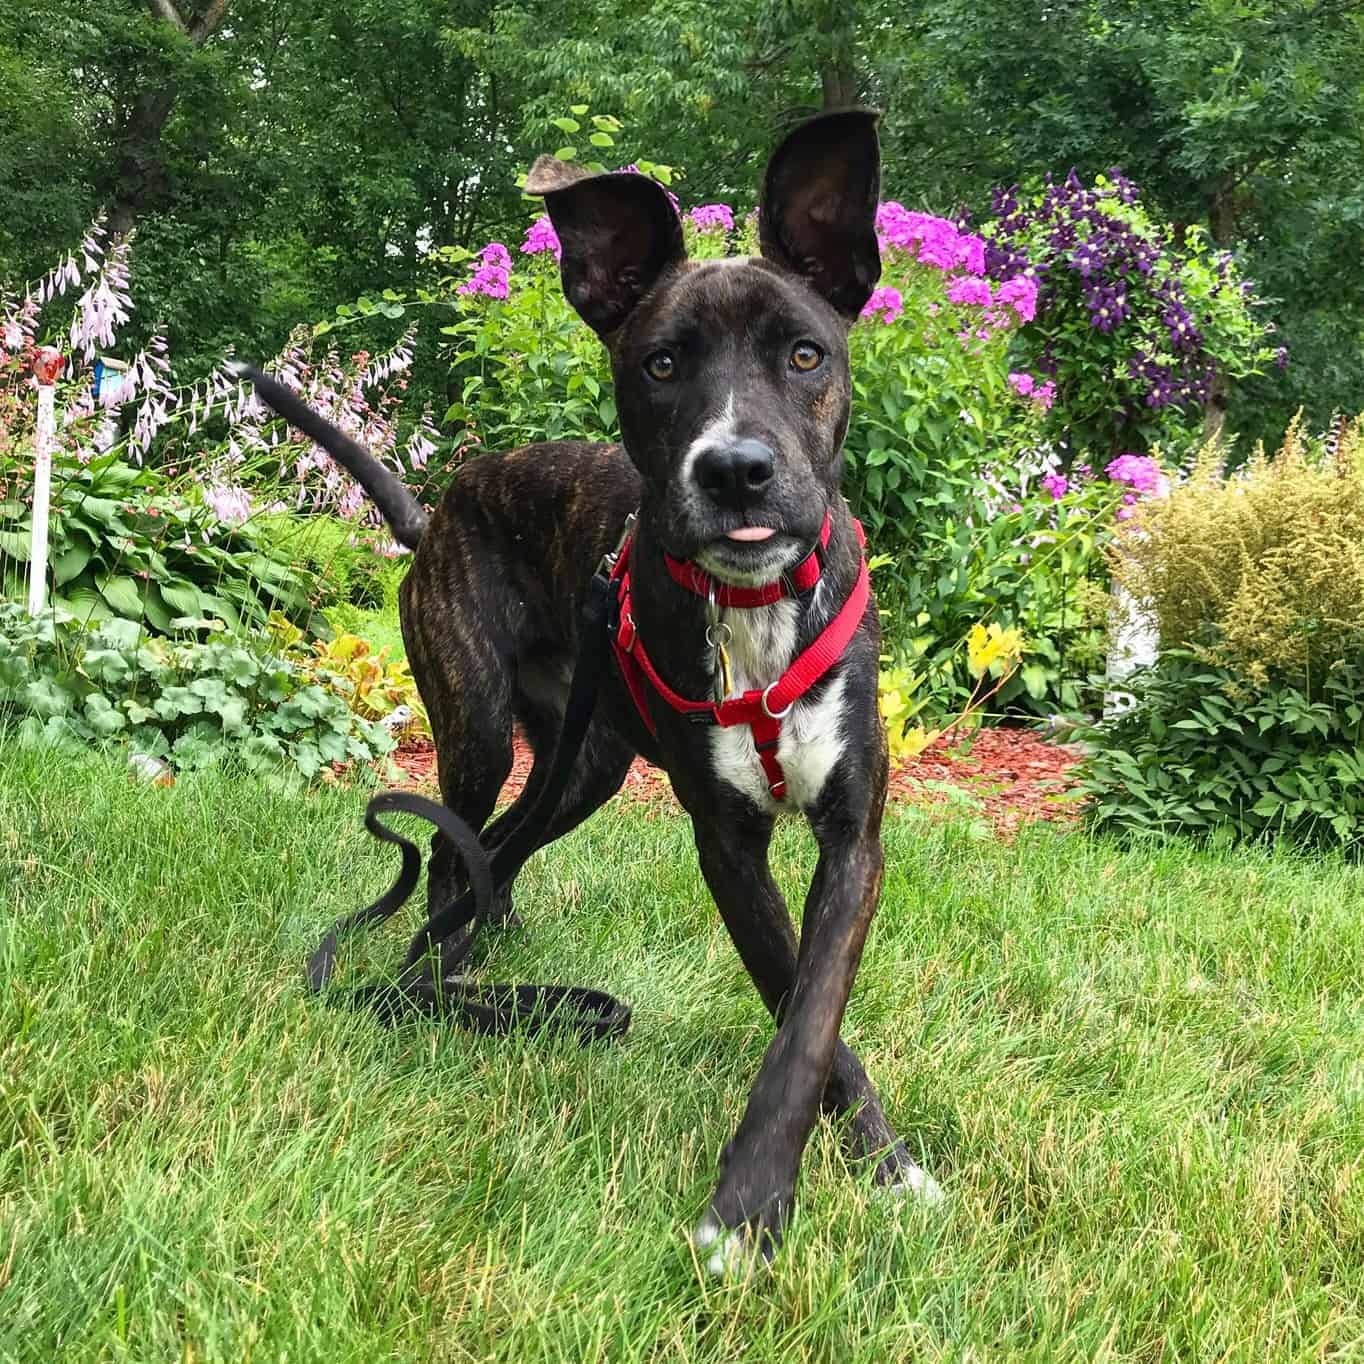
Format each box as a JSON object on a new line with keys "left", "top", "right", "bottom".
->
{"left": 4, "top": 125, "right": 1364, "bottom": 1361}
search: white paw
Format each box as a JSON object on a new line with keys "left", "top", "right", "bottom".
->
{"left": 691, "top": 1213, "right": 749, "bottom": 1278}
{"left": 877, "top": 1159, "right": 946, "bottom": 1209}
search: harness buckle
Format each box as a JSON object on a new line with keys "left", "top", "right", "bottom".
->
{"left": 617, "top": 611, "right": 637, "bottom": 653}
{"left": 598, "top": 511, "right": 638, "bottom": 576}
{"left": 761, "top": 681, "right": 794, "bottom": 720}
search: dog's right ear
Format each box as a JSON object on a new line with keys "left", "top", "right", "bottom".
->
{"left": 524, "top": 156, "right": 686, "bottom": 338}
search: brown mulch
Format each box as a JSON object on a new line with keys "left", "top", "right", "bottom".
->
{"left": 390, "top": 724, "right": 1082, "bottom": 839}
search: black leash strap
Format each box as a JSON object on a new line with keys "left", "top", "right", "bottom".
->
{"left": 306, "top": 570, "right": 631, "bottom": 1043}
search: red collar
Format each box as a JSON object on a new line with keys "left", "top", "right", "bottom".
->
{"left": 608, "top": 513, "right": 868, "bottom": 802}
{"left": 662, "top": 512, "right": 833, "bottom": 607}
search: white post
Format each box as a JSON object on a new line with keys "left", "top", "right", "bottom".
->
{"left": 27, "top": 349, "right": 63, "bottom": 616}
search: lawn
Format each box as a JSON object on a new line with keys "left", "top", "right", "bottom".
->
{"left": 2, "top": 745, "right": 1363, "bottom": 1362}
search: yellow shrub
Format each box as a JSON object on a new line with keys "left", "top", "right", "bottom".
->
{"left": 1111, "top": 413, "right": 1364, "bottom": 691}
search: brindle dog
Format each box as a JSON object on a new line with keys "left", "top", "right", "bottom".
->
{"left": 236, "top": 110, "right": 942, "bottom": 1272}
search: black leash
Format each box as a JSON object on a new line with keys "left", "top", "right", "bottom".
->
{"left": 306, "top": 567, "right": 631, "bottom": 1043}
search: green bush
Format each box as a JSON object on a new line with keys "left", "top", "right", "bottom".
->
{"left": 0, "top": 602, "right": 395, "bottom": 786}
{"left": 1076, "top": 648, "right": 1364, "bottom": 854}
{"left": 1, "top": 450, "right": 322, "bottom": 636}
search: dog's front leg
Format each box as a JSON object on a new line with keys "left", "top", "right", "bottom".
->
{"left": 691, "top": 800, "right": 889, "bottom": 1269}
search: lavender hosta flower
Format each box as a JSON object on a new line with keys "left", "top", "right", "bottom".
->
{"left": 860, "top": 286, "right": 904, "bottom": 324}
{"left": 203, "top": 483, "right": 253, "bottom": 526}
{"left": 1041, "top": 471, "right": 1069, "bottom": 501}
{"left": 688, "top": 203, "right": 734, "bottom": 234}
{"left": 946, "top": 275, "right": 993, "bottom": 307}
{"left": 522, "top": 214, "right": 562, "bottom": 261}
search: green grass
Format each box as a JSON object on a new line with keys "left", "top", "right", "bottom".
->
{"left": 2, "top": 747, "right": 1363, "bottom": 1363}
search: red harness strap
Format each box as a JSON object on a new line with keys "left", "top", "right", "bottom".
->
{"left": 610, "top": 517, "right": 869, "bottom": 802}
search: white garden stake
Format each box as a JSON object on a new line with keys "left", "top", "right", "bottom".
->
{"left": 27, "top": 347, "right": 64, "bottom": 616}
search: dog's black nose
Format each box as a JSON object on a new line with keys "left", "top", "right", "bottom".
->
{"left": 695, "top": 439, "right": 775, "bottom": 506}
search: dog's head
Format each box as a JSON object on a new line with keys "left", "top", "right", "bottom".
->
{"left": 526, "top": 111, "right": 880, "bottom": 585}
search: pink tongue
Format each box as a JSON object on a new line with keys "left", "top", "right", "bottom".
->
{"left": 726, "top": 526, "right": 776, "bottom": 542}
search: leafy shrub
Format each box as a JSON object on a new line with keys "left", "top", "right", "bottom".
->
{"left": 984, "top": 171, "right": 1279, "bottom": 458}
{"left": 1076, "top": 649, "right": 1364, "bottom": 853}
{"left": 269, "top": 614, "right": 428, "bottom": 735}
{"left": 1111, "top": 413, "right": 1364, "bottom": 693}
{"left": 1, "top": 448, "right": 321, "bottom": 635}
{"left": 0, "top": 603, "right": 395, "bottom": 785}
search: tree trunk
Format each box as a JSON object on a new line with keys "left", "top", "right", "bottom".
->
{"left": 108, "top": 86, "right": 178, "bottom": 236}
{"left": 106, "top": 0, "right": 232, "bottom": 237}
{"left": 817, "top": 2, "right": 858, "bottom": 110}
{"left": 821, "top": 58, "right": 857, "bottom": 110}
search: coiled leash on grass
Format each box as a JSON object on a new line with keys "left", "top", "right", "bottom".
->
{"left": 305, "top": 570, "right": 631, "bottom": 1044}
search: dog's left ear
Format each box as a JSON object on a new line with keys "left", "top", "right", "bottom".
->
{"left": 525, "top": 155, "right": 686, "bottom": 338}
{"left": 759, "top": 110, "right": 882, "bottom": 321}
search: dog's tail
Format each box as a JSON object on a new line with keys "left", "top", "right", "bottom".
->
{"left": 228, "top": 361, "right": 430, "bottom": 551}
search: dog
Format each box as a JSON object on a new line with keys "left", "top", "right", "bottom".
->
{"left": 237, "top": 109, "right": 942, "bottom": 1273}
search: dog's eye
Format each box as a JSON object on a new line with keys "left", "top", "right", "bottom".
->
{"left": 790, "top": 341, "right": 824, "bottom": 372}
{"left": 644, "top": 350, "right": 677, "bottom": 382}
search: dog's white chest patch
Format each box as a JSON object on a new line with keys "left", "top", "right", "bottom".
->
{"left": 708, "top": 599, "right": 847, "bottom": 813}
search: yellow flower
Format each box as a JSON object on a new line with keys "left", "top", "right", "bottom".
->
{"left": 966, "top": 621, "right": 1024, "bottom": 676}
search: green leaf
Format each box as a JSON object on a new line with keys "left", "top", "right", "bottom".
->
{"left": 52, "top": 542, "right": 93, "bottom": 585}
{"left": 553, "top": 146, "right": 578, "bottom": 161}
{"left": 0, "top": 530, "right": 32, "bottom": 562}
{"left": 589, "top": 132, "right": 615, "bottom": 148}
{"left": 98, "top": 575, "right": 145, "bottom": 618}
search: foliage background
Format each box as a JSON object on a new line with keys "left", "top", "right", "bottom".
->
{"left": 2, "top": 0, "right": 1360, "bottom": 443}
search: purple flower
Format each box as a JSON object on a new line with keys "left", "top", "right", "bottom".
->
{"left": 860, "top": 286, "right": 904, "bottom": 324}
{"left": 458, "top": 244, "right": 512, "bottom": 300}
{"left": 521, "top": 215, "right": 562, "bottom": 261}
{"left": 688, "top": 203, "right": 734, "bottom": 234}
{"left": 1041, "top": 471, "right": 1068, "bottom": 500}
{"left": 1033, "top": 381, "right": 1056, "bottom": 410}
{"left": 1274, "top": 345, "right": 1289, "bottom": 370}
{"left": 1008, "top": 371, "right": 1035, "bottom": 397}
{"left": 946, "top": 276, "right": 993, "bottom": 307}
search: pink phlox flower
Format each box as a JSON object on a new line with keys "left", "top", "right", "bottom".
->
{"left": 1033, "top": 381, "right": 1056, "bottom": 410}
{"left": 946, "top": 275, "right": 993, "bottom": 307}
{"left": 1041, "top": 471, "right": 1069, "bottom": 500}
{"left": 876, "top": 202, "right": 987, "bottom": 274}
{"left": 1105, "top": 453, "right": 1168, "bottom": 497}
{"left": 521, "top": 214, "right": 562, "bottom": 261}
{"left": 1008, "top": 371, "right": 1035, "bottom": 397}
{"left": 994, "top": 274, "right": 1039, "bottom": 323}
{"left": 859, "top": 286, "right": 904, "bottom": 324}
{"left": 688, "top": 203, "right": 734, "bottom": 233}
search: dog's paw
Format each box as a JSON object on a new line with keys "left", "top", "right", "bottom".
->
{"left": 874, "top": 1157, "right": 946, "bottom": 1210}
{"left": 690, "top": 1210, "right": 777, "bottom": 1279}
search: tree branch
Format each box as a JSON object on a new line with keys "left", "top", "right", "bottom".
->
{"left": 189, "top": 0, "right": 232, "bottom": 44}
{"left": 145, "top": 0, "right": 188, "bottom": 34}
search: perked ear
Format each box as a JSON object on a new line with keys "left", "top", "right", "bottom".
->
{"left": 525, "top": 156, "right": 686, "bottom": 338}
{"left": 758, "top": 110, "right": 882, "bottom": 321}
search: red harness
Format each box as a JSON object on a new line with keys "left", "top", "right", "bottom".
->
{"left": 608, "top": 511, "right": 869, "bottom": 802}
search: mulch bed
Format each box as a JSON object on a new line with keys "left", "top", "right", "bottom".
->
{"left": 390, "top": 724, "right": 1083, "bottom": 838}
